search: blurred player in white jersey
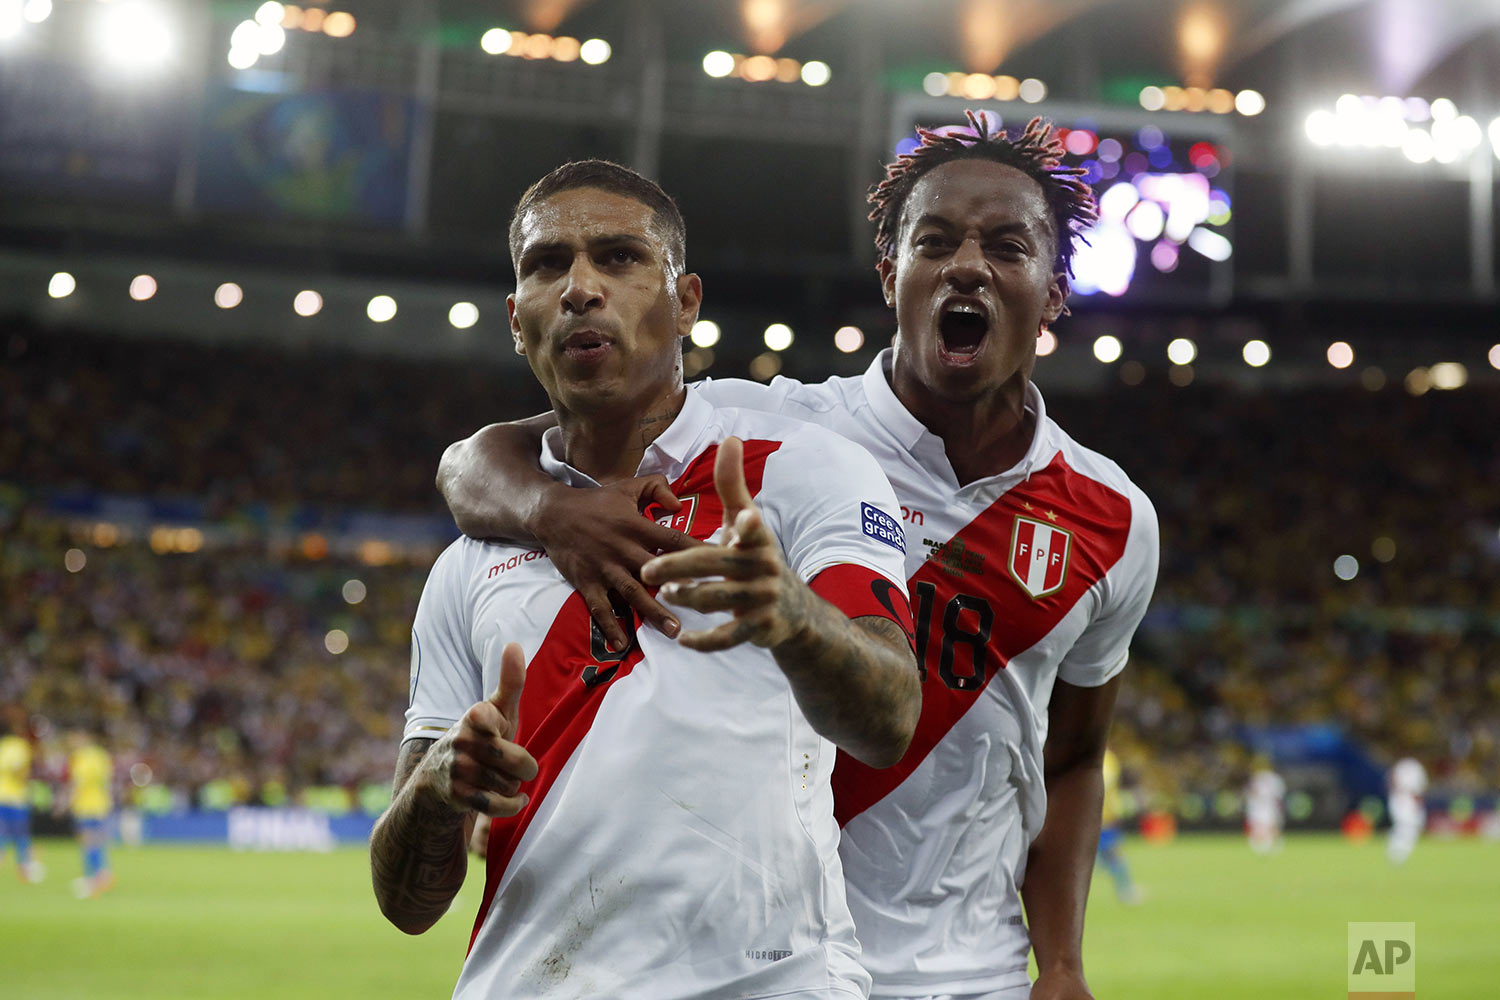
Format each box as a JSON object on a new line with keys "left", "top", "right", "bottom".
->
{"left": 1244, "top": 763, "right": 1285, "bottom": 855}
{"left": 372, "top": 160, "right": 920, "bottom": 1000}
{"left": 438, "top": 114, "right": 1159, "bottom": 1000}
{"left": 1386, "top": 756, "right": 1427, "bottom": 864}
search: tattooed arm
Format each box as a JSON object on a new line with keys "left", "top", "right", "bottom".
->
{"left": 371, "top": 643, "right": 537, "bottom": 934}
{"left": 370, "top": 738, "right": 472, "bottom": 935}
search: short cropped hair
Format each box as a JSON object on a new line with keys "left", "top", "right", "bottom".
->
{"left": 869, "top": 112, "right": 1098, "bottom": 276}
{"left": 509, "top": 159, "right": 688, "bottom": 277}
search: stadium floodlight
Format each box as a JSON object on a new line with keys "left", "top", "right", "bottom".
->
{"left": 1401, "top": 128, "right": 1434, "bottom": 164}
{"left": 1326, "top": 341, "right": 1354, "bottom": 369}
{"left": 1139, "top": 86, "right": 1166, "bottom": 111}
{"left": 47, "top": 271, "right": 76, "bottom": 298}
{"left": 481, "top": 27, "right": 512, "bottom": 54}
{"left": 1092, "top": 335, "right": 1122, "bottom": 363}
{"left": 1035, "top": 329, "right": 1057, "bottom": 357}
{"left": 1187, "top": 227, "right": 1232, "bottom": 262}
{"left": 227, "top": 46, "right": 257, "bottom": 69}
{"left": 129, "top": 274, "right": 157, "bottom": 301}
{"left": 1304, "top": 109, "right": 1335, "bottom": 146}
{"left": 922, "top": 72, "right": 948, "bottom": 97}
{"left": 1490, "top": 344, "right": 1500, "bottom": 370}
{"left": 833, "top": 325, "right": 864, "bottom": 353}
{"left": 293, "top": 289, "right": 323, "bottom": 316}
{"left": 702, "top": 50, "right": 734, "bottom": 78}
{"left": 579, "top": 38, "right": 610, "bottom": 64}
{"left": 254, "top": 2, "right": 284, "bottom": 26}
{"left": 1429, "top": 362, "right": 1467, "bottom": 390}
{"left": 93, "top": 2, "right": 175, "bottom": 74}
{"left": 1234, "top": 89, "right": 1264, "bottom": 116}
{"left": 1429, "top": 97, "right": 1456, "bottom": 122}
{"left": 763, "top": 323, "right": 793, "bottom": 351}
{"left": 448, "top": 302, "right": 479, "bottom": 329}
{"left": 0, "top": 0, "right": 22, "bottom": 41}
{"left": 690, "top": 319, "right": 720, "bottom": 348}
{"left": 801, "top": 60, "right": 830, "bottom": 87}
{"left": 23, "top": 0, "right": 50, "bottom": 24}
{"left": 1333, "top": 555, "right": 1359, "bottom": 581}
{"left": 254, "top": 21, "right": 285, "bottom": 56}
{"left": 366, "top": 295, "right": 397, "bottom": 323}
{"left": 214, "top": 282, "right": 243, "bottom": 309}
{"left": 1166, "top": 338, "right": 1196, "bottom": 365}
{"left": 1242, "top": 339, "right": 1270, "bottom": 367}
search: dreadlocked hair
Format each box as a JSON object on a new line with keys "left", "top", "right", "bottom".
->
{"left": 868, "top": 111, "right": 1098, "bottom": 277}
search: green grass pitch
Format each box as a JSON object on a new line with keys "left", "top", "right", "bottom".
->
{"left": 1, "top": 833, "right": 1492, "bottom": 998}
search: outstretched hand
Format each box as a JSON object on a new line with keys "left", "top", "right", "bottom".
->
{"left": 420, "top": 642, "right": 538, "bottom": 818}
{"left": 642, "top": 437, "right": 809, "bottom": 652}
{"left": 532, "top": 475, "right": 699, "bottom": 650}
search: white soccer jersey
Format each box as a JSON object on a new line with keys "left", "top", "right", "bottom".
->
{"left": 697, "top": 349, "right": 1159, "bottom": 997}
{"left": 1390, "top": 758, "right": 1427, "bottom": 798}
{"left": 1245, "top": 770, "right": 1286, "bottom": 827}
{"left": 405, "top": 389, "right": 914, "bottom": 1000}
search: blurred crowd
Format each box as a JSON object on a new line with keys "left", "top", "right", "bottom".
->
{"left": 3, "top": 326, "right": 1497, "bottom": 814}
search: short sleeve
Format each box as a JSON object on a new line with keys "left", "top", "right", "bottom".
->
{"left": 692, "top": 375, "right": 800, "bottom": 413}
{"left": 757, "top": 426, "right": 909, "bottom": 600}
{"left": 403, "top": 539, "right": 485, "bottom": 742}
{"left": 1056, "top": 485, "right": 1159, "bottom": 687}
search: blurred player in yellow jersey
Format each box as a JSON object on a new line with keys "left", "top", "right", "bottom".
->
{"left": 1096, "top": 748, "right": 1141, "bottom": 904}
{"left": 1, "top": 707, "right": 45, "bottom": 883}
{"left": 65, "top": 728, "right": 115, "bottom": 898}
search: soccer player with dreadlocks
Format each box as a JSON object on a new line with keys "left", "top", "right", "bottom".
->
{"left": 437, "top": 113, "right": 1159, "bottom": 1000}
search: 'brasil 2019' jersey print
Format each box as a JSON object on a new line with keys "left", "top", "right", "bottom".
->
{"left": 405, "top": 390, "right": 914, "bottom": 1000}
{"left": 698, "top": 350, "right": 1159, "bottom": 998}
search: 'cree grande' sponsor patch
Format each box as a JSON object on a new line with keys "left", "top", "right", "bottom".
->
{"left": 860, "top": 502, "right": 906, "bottom": 553}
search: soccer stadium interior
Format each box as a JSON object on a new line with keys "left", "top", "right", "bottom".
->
{"left": 1, "top": 1, "right": 1497, "bottom": 994}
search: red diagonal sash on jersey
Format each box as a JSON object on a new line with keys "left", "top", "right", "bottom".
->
{"left": 469, "top": 438, "right": 782, "bottom": 950}
{"left": 832, "top": 451, "right": 1133, "bottom": 826}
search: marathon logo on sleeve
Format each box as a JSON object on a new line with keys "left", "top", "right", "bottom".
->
{"left": 860, "top": 502, "right": 906, "bottom": 553}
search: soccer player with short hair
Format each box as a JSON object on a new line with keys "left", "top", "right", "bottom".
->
{"left": 438, "top": 114, "right": 1159, "bottom": 1000}
{"left": 372, "top": 160, "right": 921, "bottom": 999}
{"left": 0, "top": 707, "right": 44, "bottom": 884}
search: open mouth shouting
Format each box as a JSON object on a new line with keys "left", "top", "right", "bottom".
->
{"left": 561, "top": 328, "right": 614, "bottom": 364}
{"left": 936, "top": 297, "right": 990, "bottom": 364}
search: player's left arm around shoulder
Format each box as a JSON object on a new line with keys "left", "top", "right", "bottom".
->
{"left": 1022, "top": 674, "right": 1122, "bottom": 1000}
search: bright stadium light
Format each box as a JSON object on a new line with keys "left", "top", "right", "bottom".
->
{"left": 1139, "top": 86, "right": 1166, "bottom": 111}
{"left": 227, "top": 46, "right": 258, "bottom": 69}
{"left": 1489, "top": 344, "right": 1500, "bottom": 370}
{"left": 94, "top": 2, "right": 175, "bottom": 74}
{"left": 481, "top": 27, "right": 512, "bottom": 54}
{"left": 763, "top": 323, "right": 793, "bottom": 351}
{"left": 1187, "top": 227, "right": 1232, "bottom": 261}
{"left": 923, "top": 72, "right": 948, "bottom": 97}
{"left": 1327, "top": 341, "right": 1354, "bottom": 368}
{"left": 1305, "top": 110, "right": 1335, "bottom": 146}
{"left": 1018, "top": 78, "right": 1046, "bottom": 103}
{"left": 129, "top": 274, "right": 157, "bottom": 301}
{"left": 293, "top": 290, "right": 322, "bottom": 316}
{"left": 690, "top": 319, "right": 721, "bottom": 348}
{"left": 1429, "top": 361, "right": 1467, "bottom": 390}
{"left": 0, "top": 1, "right": 21, "bottom": 40}
{"left": 1235, "top": 89, "right": 1264, "bottom": 116}
{"left": 1242, "top": 339, "right": 1271, "bottom": 367}
{"left": 1166, "top": 338, "right": 1196, "bottom": 365}
{"left": 1092, "top": 335, "right": 1122, "bottom": 363}
{"left": 366, "top": 295, "right": 397, "bottom": 323}
{"left": 1333, "top": 555, "right": 1359, "bottom": 581}
{"left": 1036, "top": 329, "right": 1057, "bottom": 357}
{"left": 254, "top": 20, "right": 285, "bottom": 55}
{"left": 1401, "top": 128, "right": 1434, "bottom": 164}
{"left": 214, "top": 282, "right": 243, "bottom": 309}
{"left": 579, "top": 38, "right": 611, "bottom": 64}
{"left": 448, "top": 302, "right": 479, "bottom": 329}
{"left": 801, "top": 60, "right": 830, "bottom": 87}
{"left": 23, "top": 0, "right": 51, "bottom": 24}
{"left": 703, "top": 50, "right": 734, "bottom": 78}
{"left": 834, "top": 325, "right": 864, "bottom": 353}
{"left": 48, "top": 271, "right": 75, "bottom": 298}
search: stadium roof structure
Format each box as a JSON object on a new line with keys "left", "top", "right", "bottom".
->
{"left": 1, "top": 0, "right": 1497, "bottom": 378}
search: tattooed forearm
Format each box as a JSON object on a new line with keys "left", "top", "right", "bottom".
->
{"left": 370, "top": 738, "right": 473, "bottom": 934}
{"left": 770, "top": 595, "right": 920, "bottom": 769}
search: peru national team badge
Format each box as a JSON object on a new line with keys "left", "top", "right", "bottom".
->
{"left": 1008, "top": 516, "right": 1072, "bottom": 599}
{"left": 647, "top": 494, "right": 698, "bottom": 534}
